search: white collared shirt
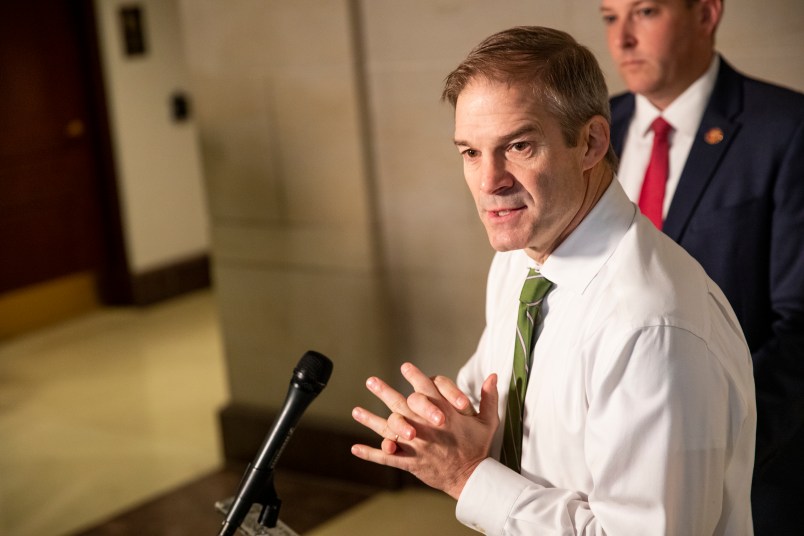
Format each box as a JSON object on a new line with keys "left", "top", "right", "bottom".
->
{"left": 617, "top": 55, "right": 720, "bottom": 217}
{"left": 455, "top": 180, "right": 756, "bottom": 535}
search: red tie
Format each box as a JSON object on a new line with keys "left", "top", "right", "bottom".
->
{"left": 638, "top": 117, "right": 673, "bottom": 229}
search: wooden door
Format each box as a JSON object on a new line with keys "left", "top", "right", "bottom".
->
{"left": 0, "top": 0, "right": 109, "bottom": 296}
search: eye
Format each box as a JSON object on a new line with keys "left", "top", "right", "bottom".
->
{"left": 635, "top": 6, "right": 659, "bottom": 18}
{"left": 508, "top": 141, "right": 533, "bottom": 158}
{"left": 460, "top": 148, "right": 479, "bottom": 160}
{"left": 601, "top": 13, "right": 617, "bottom": 26}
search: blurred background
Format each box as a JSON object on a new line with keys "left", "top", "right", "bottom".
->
{"left": 1, "top": 0, "right": 802, "bottom": 534}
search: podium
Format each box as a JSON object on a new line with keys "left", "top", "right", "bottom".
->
{"left": 215, "top": 497, "right": 300, "bottom": 536}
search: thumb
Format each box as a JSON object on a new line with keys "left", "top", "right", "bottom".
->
{"left": 478, "top": 373, "right": 499, "bottom": 425}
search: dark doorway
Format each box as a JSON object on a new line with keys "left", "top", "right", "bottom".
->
{"left": 0, "top": 0, "right": 128, "bottom": 318}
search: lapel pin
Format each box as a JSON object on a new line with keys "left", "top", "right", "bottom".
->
{"left": 704, "top": 127, "right": 724, "bottom": 145}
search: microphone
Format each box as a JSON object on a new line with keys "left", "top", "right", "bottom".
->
{"left": 218, "top": 350, "right": 333, "bottom": 536}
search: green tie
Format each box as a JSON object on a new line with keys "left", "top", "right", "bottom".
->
{"left": 500, "top": 268, "right": 553, "bottom": 472}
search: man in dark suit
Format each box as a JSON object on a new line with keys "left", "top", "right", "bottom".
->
{"left": 600, "top": 0, "right": 804, "bottom": 533}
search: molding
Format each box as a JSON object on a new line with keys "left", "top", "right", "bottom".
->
{"left": 0, "top": 272, "right": 100, "bottom": 339}
{"left": 130, "top": 254, "right": 211, "bottom": 306}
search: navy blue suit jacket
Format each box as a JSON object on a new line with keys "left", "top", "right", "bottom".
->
{"left": 611, "top": 58, "right": 804, "bottom": 530}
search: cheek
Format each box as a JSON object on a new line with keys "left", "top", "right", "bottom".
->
{"left": 645, "top": 28, "right": 679, "bottom": 66}
{"left": 463, "top": 166, "right": 476, "bottom": 189}
{"left": 532, "top": 166, "right": 578, "bottom": 206}
{"left": 520, "top": 173, "right": 552, "bottom": 207}
{"left": 605, "top": 29, "right": 617, "bottom": 52}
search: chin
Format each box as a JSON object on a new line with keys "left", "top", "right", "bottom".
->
{"left": 620, "top": 73, "right": 658, "bottom": 96}
{"left": 487, "top": 237, "right": 522, "bottom": 253}
{"left": 484, "top": 224, "right": 532, "bottom": 252}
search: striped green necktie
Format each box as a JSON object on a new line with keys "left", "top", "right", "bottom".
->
{"left": 500, "top": 268, "right": 553, "bottom": 472}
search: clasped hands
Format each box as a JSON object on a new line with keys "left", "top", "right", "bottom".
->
{"left": 351, "top": 362, "right": 499, "bottom": 499}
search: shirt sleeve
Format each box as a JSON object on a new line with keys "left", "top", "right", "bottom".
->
{"left": 457, "top": 458, "right": 595, "bottom": 534}
{"left": 455, "top": 324, "right": 752, "bottom": 535}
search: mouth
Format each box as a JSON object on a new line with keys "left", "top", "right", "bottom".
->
{"left": 620, "top": 58, "right": 644, "bottom": 69}
{"left": 487, "top": 206, "right": 526, "bottom": 219}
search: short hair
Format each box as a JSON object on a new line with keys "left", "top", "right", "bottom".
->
{"left": 442, "top": 26, "right": 617, "bottom": 168}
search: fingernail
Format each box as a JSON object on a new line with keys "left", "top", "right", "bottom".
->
{"left": 351, "top": 445, "right": 360, "bottom": 455}
{"left": 351, "top": 408, "right": 361, "bottom": 419}
{"left": 431, "top": 412, "right": 443, "bottom": 425}
{"left": 366, "top": 377, "right": 377, "bottom": 390}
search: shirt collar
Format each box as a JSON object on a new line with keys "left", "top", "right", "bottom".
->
{"left": 538, "top": 179, "right": 636, "bottom": 294}
{"left": 633, "top": 54, "right": 720, "bottom": 138}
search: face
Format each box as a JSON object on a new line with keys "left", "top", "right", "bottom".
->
{"left": 454, "top": 79, "right": 591, "bottom": 262}
{"left": 600, "top": 0, "right": 719, "bottom": 108}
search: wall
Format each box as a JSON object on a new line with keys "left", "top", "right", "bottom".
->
{"left": 179, "top": 0, "right": 392, "bottom": 428}
{"left": 94, "top": 0, "right": 210, "bottom": 274}
{"left": 178, "top": 0, "right": 804, "bottom": 435}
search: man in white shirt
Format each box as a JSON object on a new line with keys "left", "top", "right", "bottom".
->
{"left": 600, "top": 2, "right": 804, "bottom": 533}
{"left": 350, "top": 26, "right": 756, "bottom": 534}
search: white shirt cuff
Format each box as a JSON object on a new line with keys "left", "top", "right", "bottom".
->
{"left": 456, "top": 458, "right": 533, "bottom": 534}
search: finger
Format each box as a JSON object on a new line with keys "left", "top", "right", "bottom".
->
{"left": 401, "top": 363, "right": 446, "bottom": 425}
{"left": 387, "top": 411, "right": 417, "bottom": 440}
{"left": 407, "top": 391, "right": 445, "bottom": 426}
{"left": 351, "top": 443, "right": 409, "bottom": 471}
{"left": 351, "top": 406, "right": 400, "bottom": 441}
{"left": 366, "top": 376, "right": 411, "bottom": 417}
{"left": 400, "top": 362, "right": 441, "bottom": 398}
{"left": 478, "top": 373, "right": 499, "bottom": 424}
{"left": 381, "top": 438, "right": 399, "bottom": 454}
{"left": 433, "top": 375, "right": 476, "bottom": 415}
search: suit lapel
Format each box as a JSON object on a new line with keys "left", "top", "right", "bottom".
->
{"left": 610, "top": 93, "right": 635, "bottom": 160}
{"left": 663, "top": 60, "right": 744, "bottom": 241}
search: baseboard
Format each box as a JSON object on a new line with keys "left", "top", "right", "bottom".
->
{"left": 219, "top": 403, "right": 418, "bottom": 490}
{"left": 0, "top": 271, "right": 101, "bottom": 339}
{"left": 130, "top": 254, "right": 211, "bottom": 306}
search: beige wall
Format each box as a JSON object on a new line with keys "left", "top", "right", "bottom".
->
{"left": 179, "top": 1, "right": 391, "bottom": 425}
{"left": 95, "top": 0, "right": 210, "bottom": 273}
{"left": 178, "top": 0, "right": 804, "bottom": 428}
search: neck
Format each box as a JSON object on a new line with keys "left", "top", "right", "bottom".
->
{"left": 572, "top": 164, "right": 614, "bottom": 231}
{"left": 527, "top": 164, "right": 613, "bottom": 263}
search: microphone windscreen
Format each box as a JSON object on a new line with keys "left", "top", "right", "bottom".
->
{"left": 293, "top": 350, "right": 333, "bottom": 394}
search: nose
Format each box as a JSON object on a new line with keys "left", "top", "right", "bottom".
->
{"left": 479, "top": 155, "right": 513, "bottom": 195}
{"left": 611, "top": 17, "right": 636, "bottom": 50}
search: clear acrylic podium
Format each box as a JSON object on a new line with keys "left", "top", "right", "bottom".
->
{"left": 215, "top": 497, "right": 300, "bottom": 536}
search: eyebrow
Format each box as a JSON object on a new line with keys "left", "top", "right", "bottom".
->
{"left": 600, "top": 0, "right": 655, "bottom": 11}
{"left": 454, "top": 124, "right": 542, "bottom": 148}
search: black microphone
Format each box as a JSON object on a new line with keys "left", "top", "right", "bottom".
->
{"left": 218, "top": 350, "right": 333, "bottom": 536}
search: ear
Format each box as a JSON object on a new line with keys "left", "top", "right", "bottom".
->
{"left": 581, "top": 115, "right": 610, "bottom": 171}
{"left": 698, "top": 0, "right": 723, "bottom": 37}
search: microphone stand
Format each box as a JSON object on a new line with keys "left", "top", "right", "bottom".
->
{"left": 218, "top": 466, "right": 281, "bottom": 536}
{"left": 217, "top": 351, "right": 331, "bottom": 535}
{"left": 217, "top": 468, "right": 300, "bottom": 536}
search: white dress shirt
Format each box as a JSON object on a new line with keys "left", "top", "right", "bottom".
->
{"left": 617, "top": 55, "right": 720, "bottom": 217}
{"left": 455, "top": 180, "right": 756, "bottom": 535}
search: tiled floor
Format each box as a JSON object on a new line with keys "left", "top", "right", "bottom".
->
{"left": 0, "top": 289, "right": 474, "bottom": 536}
{"left": 74, "top": 465, "right": 381, "bottom": 535}
{"left": 0, "top": 290, "right": 228, "bottom": 536}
